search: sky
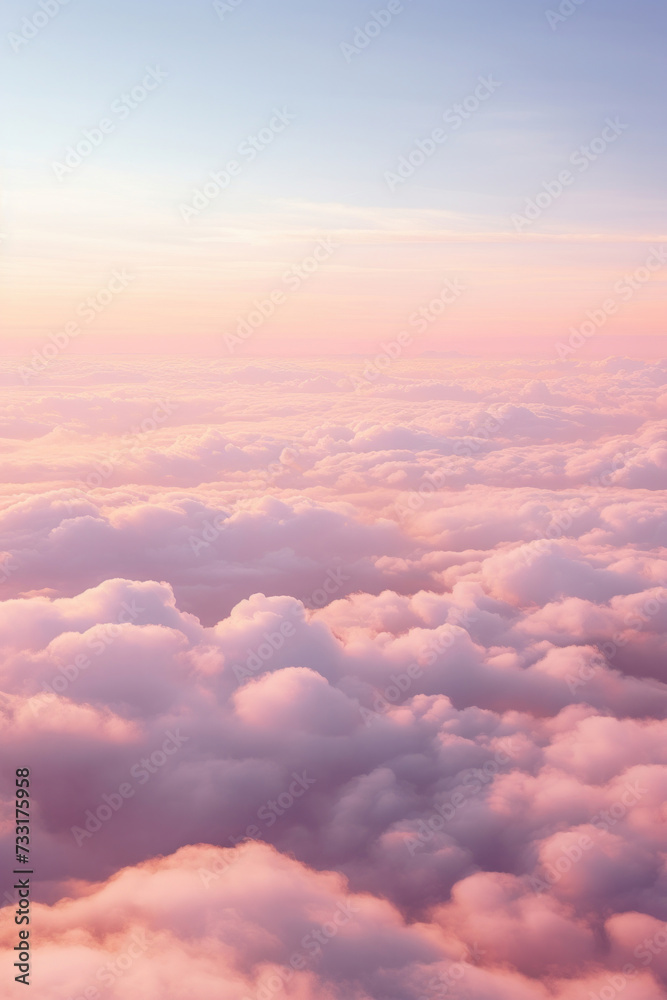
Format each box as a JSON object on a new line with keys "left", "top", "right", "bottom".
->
{"left": 1, "top": 6, "right": 667, "bottom": 995}
{"left": 1, "top": 0, "right": 665, "bottom": 357}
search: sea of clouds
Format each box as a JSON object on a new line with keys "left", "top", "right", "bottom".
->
{"left": 0, "top": 355, "right": 666, "bottom": 999}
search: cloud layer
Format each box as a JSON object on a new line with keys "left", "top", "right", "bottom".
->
{"left": 1, "top": 357, "right": 666, "bottom": 998}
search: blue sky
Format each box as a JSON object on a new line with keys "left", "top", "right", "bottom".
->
{"left": 2, "top": 0, "right": 665, "bottom": 354}
{"left": 4, "top": 0, "right": 665, "bottom": 204}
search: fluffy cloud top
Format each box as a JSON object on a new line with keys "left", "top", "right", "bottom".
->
{"left": 1, "top": 358, "right": 665, "bottom": 998}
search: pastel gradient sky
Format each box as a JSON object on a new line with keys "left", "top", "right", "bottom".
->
{"left": 1, "top": 0, "right": 666, "bottom": 356}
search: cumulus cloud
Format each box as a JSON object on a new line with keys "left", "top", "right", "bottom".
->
{"left": 0, "top": 357, "right": 665, "bottom": 997}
